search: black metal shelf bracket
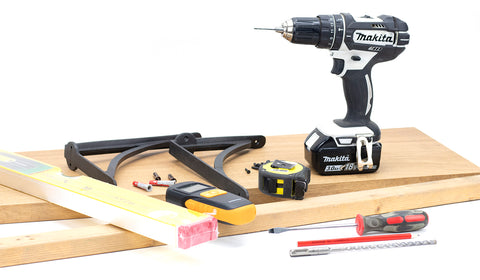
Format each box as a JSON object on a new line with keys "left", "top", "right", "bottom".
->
{"left": 64, "top": 133, "right": 266, "bottom": 199}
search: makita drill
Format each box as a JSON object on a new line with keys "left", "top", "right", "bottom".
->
{"left": 256, "top": 13, "right": 409, "bottom": 174}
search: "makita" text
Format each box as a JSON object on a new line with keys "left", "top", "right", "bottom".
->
{"left": 323, "top": 155, "right": 350, "bottom": 162}
{"left": 355, "top": 32, "right": 393, "bottom": 43}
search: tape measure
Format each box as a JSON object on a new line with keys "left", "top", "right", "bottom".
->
{"left": 258, "top": 160, "right": 311, "bottom": 200}
{"left": 166, "top": 181, "right": 256, "bottom": 225}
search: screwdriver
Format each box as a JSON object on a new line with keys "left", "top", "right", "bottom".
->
{"left": 269, "top": 210, "right": 428, "bottom": 235}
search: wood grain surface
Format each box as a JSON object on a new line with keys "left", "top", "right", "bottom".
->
{"left": 2, "top": 127, "right": 480, "bottom": 266}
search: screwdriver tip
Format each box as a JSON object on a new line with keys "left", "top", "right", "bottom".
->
{"left": 268, "top": 227, "right": 288, "bottom": 234}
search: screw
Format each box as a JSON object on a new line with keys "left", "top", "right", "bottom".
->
{"left": 168, "top": 174, "right": 177, "bottom": 183}
{"left": 153, "top": 172, "right": 161, "bottom": 180}
{"left": 252, "top": 160, "right": 271, "bottom": 170}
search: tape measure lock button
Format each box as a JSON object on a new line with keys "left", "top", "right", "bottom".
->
{"left": 258, "top": 160, "right": 311, "bottom": 200}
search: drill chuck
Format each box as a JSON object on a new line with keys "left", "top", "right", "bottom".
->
{"left": 266, "top": 15, "right": 344, "bottom": 49}
{"left": 283, "top": 18, "right": 321, "bottom": 45}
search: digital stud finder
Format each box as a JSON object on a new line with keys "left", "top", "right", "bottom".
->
{"left": 165, "top": 181, "right": 256, "bottom": 225}
{"left": 258, "top": 160, "right": 311, "bottom": 200}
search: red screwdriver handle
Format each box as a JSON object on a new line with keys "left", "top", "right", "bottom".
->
{"left": 355, "top": 210, "right": 428, "bottom": 235}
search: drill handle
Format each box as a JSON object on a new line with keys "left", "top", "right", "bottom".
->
{"left": 331, "top": 58, "right": 380, "bottom": 139}
{"left": 337, "top": 66, "right": 373, "bottom": 126}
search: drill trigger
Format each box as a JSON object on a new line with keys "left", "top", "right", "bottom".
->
{"left": 331, "top": 58, "right": 345, "bottom": 75}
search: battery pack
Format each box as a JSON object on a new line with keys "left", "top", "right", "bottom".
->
{"left": 304, "top": 129, "right": 381, "bottom": 175}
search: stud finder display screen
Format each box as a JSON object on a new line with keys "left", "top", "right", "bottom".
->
{"left": 178, "top": 183, "right": 210, "bottom": 194}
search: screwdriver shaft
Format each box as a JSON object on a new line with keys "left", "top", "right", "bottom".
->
{"left": 269, "top": 223, "right": 356, "bottom": 234}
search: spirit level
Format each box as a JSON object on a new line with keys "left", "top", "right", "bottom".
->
{"left": 0, "top": 150, "right": 218, "bottom": 249}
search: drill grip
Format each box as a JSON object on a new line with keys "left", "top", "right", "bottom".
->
{"left": 333, "top": 65, "right": 380, "bottom": 140}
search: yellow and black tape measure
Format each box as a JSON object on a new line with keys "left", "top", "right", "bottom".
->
{"left": 258, "top": 160, "right": 311, "bottom": 200}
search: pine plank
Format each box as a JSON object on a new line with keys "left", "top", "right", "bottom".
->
{"left": 219, "top": 175, "right": 480, "bottom": 235}
{"left": 0, "top": 224, "right": 162, "bottom": 267}
{"left": 1, "top": 127, "right": 480, "bottom": 266}
{"left": 2, "top": 128, "right": 479, "bottom": 222}
{"left": 2, "top": 174, "right": 480, "bottom": 267}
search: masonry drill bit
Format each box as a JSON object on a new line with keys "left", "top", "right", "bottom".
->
{"left": 290, "top": 239, "right": 437, "bottom": 257}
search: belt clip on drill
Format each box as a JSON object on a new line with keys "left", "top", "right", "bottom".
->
{"left": 256, "top": 13, "right": 409, "bottom": 174}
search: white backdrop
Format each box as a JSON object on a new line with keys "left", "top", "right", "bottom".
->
{"left": 1, "top": 1, "right": 480, "bottom": 278}
{"left": 1, "top": 0, "right": 479, "bottom": 166}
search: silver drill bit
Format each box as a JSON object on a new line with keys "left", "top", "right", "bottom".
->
{"left": 289, "top": 239, "right": 437, "bottom": 257}
{"left": 254, "top": 27, "right": 284, "bottom": 32}
{"left": 254, "top": 20, "right": 294, "bottom": 41}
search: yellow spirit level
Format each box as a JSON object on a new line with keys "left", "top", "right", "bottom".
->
{"left": 0, "top": 150, "right": 218, "bottom": 249}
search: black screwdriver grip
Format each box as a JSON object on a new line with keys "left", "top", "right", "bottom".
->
{"left": 355, "top": 210, "right": 429, "bottom": 235}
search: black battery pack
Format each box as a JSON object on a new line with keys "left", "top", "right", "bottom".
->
{"left": 304, "top": 130, "right": 381, "bottom": 175}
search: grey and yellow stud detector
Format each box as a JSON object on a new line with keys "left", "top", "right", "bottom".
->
{"left": 258, "top": 160, "right": 311, "bottom": 200}
{"left": 166, "top": 181, "right": 256, "bottom": 225}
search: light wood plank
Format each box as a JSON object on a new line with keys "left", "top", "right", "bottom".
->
{"left": 0, "top": 224, "right": 162, "bottom": 267}
{"left": 219, "top": 175, "right": 480, "bottom": 235}
{"left": 2, "top": 128, "right": 480, "bottom": 266}
{"left": 2, "top": 128, "right": 479, "bottom": 223}
{"left": 3, "top": 174, "right": 480, "bottom": 267}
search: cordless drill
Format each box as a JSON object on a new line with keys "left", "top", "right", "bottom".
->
{"left": 256, "top": 13, "right": 409, "bottom": 174}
